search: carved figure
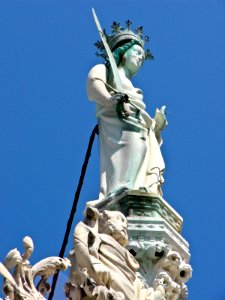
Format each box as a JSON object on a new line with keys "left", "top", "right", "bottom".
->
{"left": 154, "top": 250, "right": 192, "bottom": 300}
{"left": 0, "top": 236, "right": 70, "bottom": 300}
{"left": 87, "top": 20, "right": 167, "bottom": 200}
{"left": 66, "top": 207, "right": 166, "bottom": 300}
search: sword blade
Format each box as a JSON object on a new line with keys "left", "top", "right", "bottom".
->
{"left": 92, "top": 8, "right": 123, "bottom": 91}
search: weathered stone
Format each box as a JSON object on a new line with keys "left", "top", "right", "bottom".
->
{"left": 66, "top": 207, "right": 168, "bottom": 300}
{"left": 0, "top": 236, "right": 70, "bottom": 300}
{"left": 90, "top": 192, "right": 192, "bottom": 300}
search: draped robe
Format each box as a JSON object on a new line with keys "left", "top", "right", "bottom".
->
{"left": 87, "top": 64, "right": 165, "bottom": 199}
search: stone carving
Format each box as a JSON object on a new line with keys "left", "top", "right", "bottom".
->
{"left": 127, "top": 239, "right": 192, "bottom": 300}
{"left": 155, "top": 250, "right": 192, "bottom": 281}
{"left": 147, "top": 250, "right": 192, "bottom": 300}
{"left": 128, "top": 240, "right": 169, "bottom": 285}
{"left": 87, "top": 21, "right": 167, "bottom": 201}
{"left": 77, "top": 13, "right": 192, "bottom": 300}
{"left": 66, "top": 207, "right": 167, "bottom": 300}
{"left": 0, "top": 236, "right": 70, "bottom": 300}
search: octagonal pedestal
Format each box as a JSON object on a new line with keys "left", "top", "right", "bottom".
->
{"left": 96, "top": 191, "right": 192, "bottom": 299}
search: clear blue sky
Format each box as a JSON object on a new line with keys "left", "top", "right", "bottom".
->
{"left": 0, "top": 1, "right": 225, "bottom": 299}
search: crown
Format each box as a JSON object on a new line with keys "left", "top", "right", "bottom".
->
{"left": 95, "top": 20, "right": 154, "bottom": 62}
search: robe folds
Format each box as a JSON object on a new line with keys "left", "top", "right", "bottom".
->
{"left": 87, "top": 64, "right": 165, "bottom": 199}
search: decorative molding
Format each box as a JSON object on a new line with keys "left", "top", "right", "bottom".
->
{"left": 95, "top": 191, "right": 183, "bottom": 233}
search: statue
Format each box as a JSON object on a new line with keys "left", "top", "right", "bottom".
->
{"left": 66, "top": 206, "right": 167, "bottom": 300}
{"left": 64, "top": 12, "right": 192, "bottom": 300}
{"left": 87, "top": 12, "right": 167, "bottom": 200}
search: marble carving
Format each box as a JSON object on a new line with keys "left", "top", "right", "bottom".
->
{"left": 65, "top": 206, "right": 191, "bottom": 300}
{"left": 0, "top": 236, "right": 70, "bottom": 300}
{"left": 87, "top": 41, "right": 167, "bottom": 200}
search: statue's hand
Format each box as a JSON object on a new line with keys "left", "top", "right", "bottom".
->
{"left": 110, "top": 93, "right": 131, "bottom": 118}
{"left": 94, "top": 263, "right": 110, "bottom": 284}
{"left": 109, "top": 92, "right": 129, "bottom": 103}
{"left": 154, "top": 106, "right": 168, "bottom": 131}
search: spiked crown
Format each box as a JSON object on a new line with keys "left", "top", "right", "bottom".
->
{"left": 95, "top": 20, "right": 154, "bottom": 62}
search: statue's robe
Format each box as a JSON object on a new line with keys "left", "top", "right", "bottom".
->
{"left": 74, "top": 221, "right": 139, "bottom": 300}
{"left": 87, "top": 64, "right": 165, "bottom": 199}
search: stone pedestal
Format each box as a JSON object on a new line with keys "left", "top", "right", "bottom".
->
{"left": 96, "top": 190, "right": 192, "bottom": 300}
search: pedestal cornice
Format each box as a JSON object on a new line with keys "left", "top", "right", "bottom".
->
{"left": 95, "top": 190, "right": 183, "bottom": 233}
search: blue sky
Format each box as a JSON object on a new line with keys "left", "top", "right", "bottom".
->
{"left": 0, "top": 0, "right": 225, "bottom": 299}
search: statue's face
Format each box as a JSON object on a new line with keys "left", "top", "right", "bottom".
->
{"left": 123, "top": 44, "right": 145, "bottom": 75}
{"left": 109, "top": 215, "right": 128, "bottom": 247}
{"left": 104, "top": 214, "right": 128, "bottom": 247}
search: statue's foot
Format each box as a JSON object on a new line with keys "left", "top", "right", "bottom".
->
{"left": 86, "top": 187, "right": 131, "bottom": 208}
{"left": 106, "top": 186, "right": 130, "bottom": 198}
{"left": 138, "top": 186, "right": 148, "bottom": 192}
{"left": 139, "top": 186, "right": 160, "bottom": 195}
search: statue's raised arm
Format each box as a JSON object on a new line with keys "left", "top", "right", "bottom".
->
{"left": 87, "top": 13, "right": 167, "bottom": 201}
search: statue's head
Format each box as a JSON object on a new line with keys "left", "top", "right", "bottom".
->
{"left": 98, "top": 210, "right": 128, "bottom": 247}
{"left": 166, "top": 251, "right": 182, "bottom": 267}
{"left": 94, "top": 20, "right": 154, "bottom": 67}
{"left": 116, "top": 43, "right": 145, "bottom": 76}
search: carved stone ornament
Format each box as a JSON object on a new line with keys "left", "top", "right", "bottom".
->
{"left": 0, "top": 236, "right": 71, "bottom": 300}
{"left": 65, "top": 206, "right": 176, "bottom": 300}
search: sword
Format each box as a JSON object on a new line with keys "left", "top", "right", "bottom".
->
{"left": 92, "top": 8, "right": 130, "bottom": 117}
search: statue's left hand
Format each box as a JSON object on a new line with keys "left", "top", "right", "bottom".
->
{"left": 154, "top": 106, "right": 168, "bottom": 131}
